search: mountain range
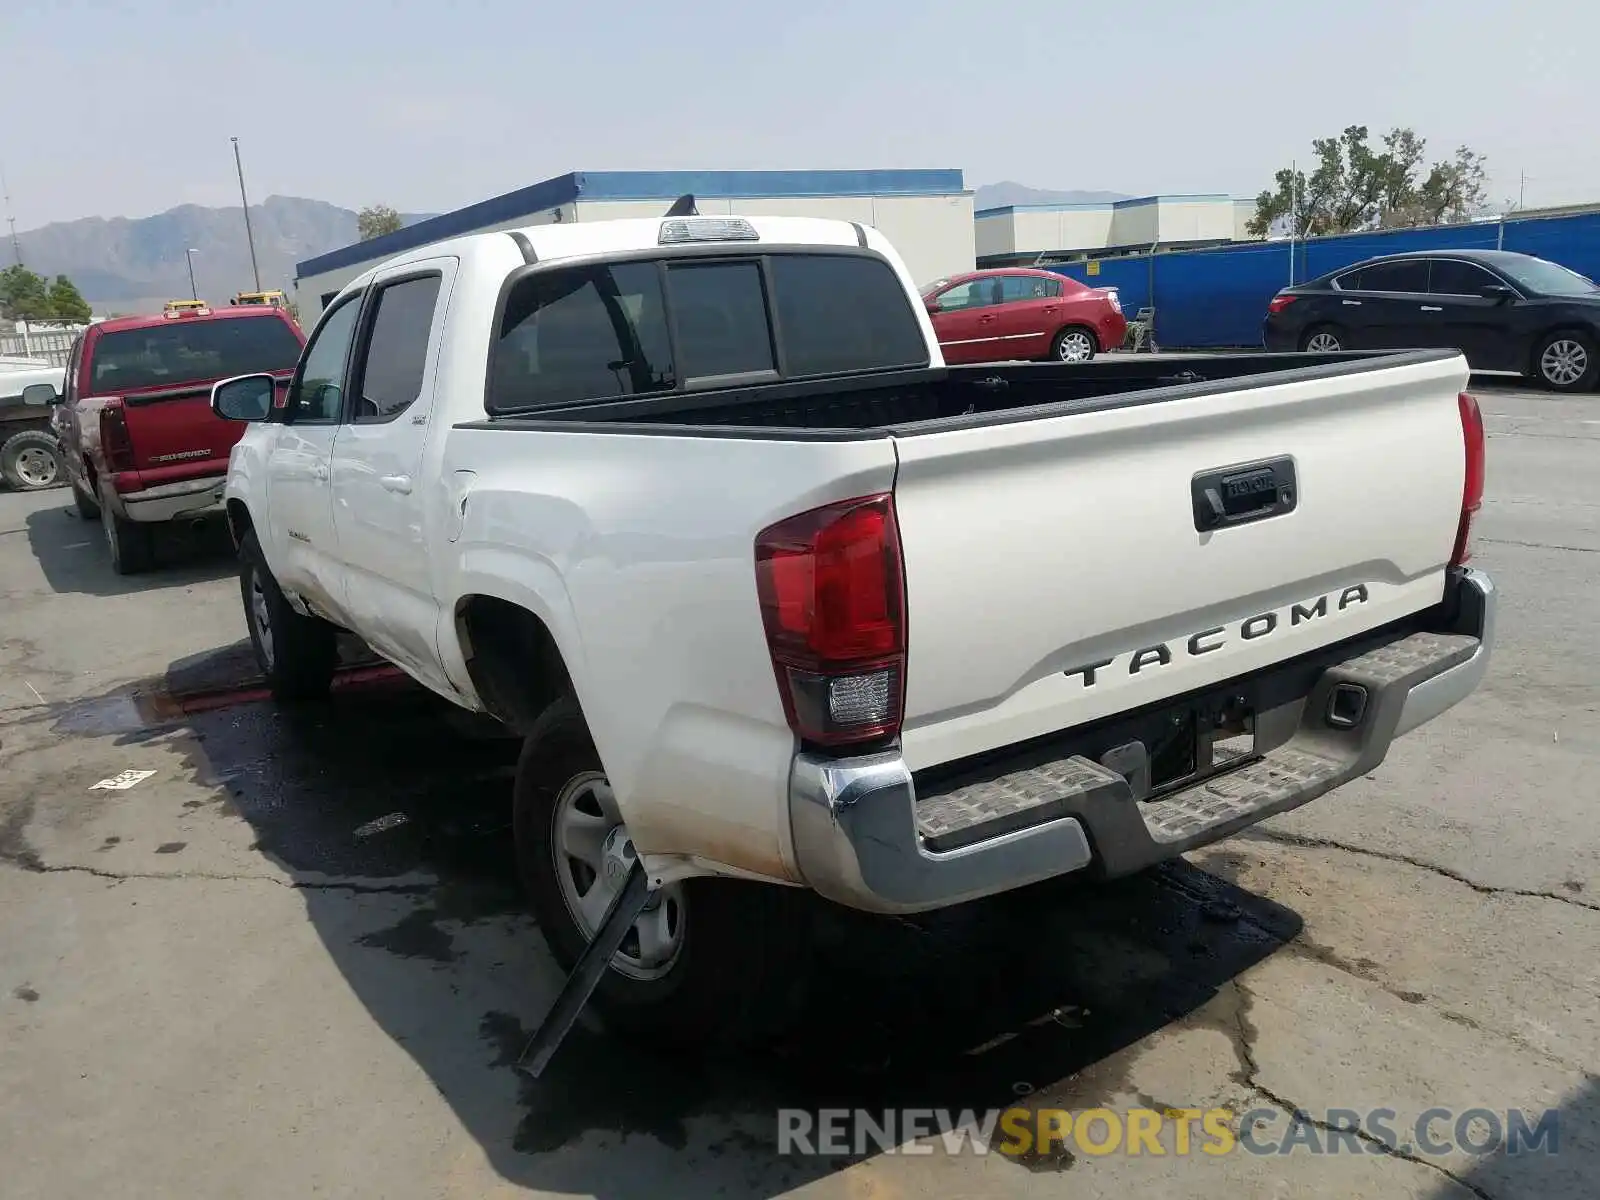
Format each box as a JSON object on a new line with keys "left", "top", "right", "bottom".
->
{"left": 11, "top": 197, "right": 433, "bottom": 315}
{"left": 12, "top": 182, "right": 1127, "bottom": 315}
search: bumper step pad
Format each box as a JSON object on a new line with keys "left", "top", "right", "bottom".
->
{"left": 1139, "top": 745, "right": 1340, "bottom": 843}
{"left": 1324, "top": 631, "right": 1478, "bottom": 687}
{"left": 916, "top": 755, "right": 1126, "bottom": 853}
{"left": 910, "top": 628, "right": 1483, "bottom": 860}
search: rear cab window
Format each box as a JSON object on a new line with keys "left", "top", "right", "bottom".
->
{"left": 85, "top": 315, "right": 303, "bottom": 397}
{"left": 488, "top": 251, "right": 929, "bottom": 414}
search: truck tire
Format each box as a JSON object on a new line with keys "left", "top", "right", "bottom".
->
{"left": 71, "top": 477, "right": 101, "bottom": 519}
{"left": 0, "top": 430, "right": 63, "bottom": 491}
{"left": 1533, "top": 329, "right": 1597, "bottom": 392}
{"left": 99, "top": 485, "right": 156, "bottom": 575}
{"left": 513, "top": 698, "right": 812, "bottom": 1048}
{"left": 238, "top": 530, "right": 338, "bottom": 701}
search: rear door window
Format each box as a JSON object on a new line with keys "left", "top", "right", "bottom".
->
{"left": 489, "top": 252, "right": 929, "bottom": 413}
{"left": 1000, "top": 275, "right": 1062, "bottom": 302}
{"left": 85, "top": 316, "right": 302, "bottom": 393}
{"left": 1344, "top": 260, "right": 1429, "bottom": 294}
{"left": 349, "top": 275, "right": 443, "bottom": 422}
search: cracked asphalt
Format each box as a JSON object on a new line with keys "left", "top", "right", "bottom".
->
{"left": 1, "top": 382, "right": 1596, "bottom": 1199}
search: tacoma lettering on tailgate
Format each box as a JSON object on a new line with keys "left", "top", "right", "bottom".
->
{"left": 1064, "top": 585, "right": 1370, "bottom": 688}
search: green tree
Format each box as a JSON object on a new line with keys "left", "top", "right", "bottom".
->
{"left": 46, "top": 274, "right": 93, "bottom": 323}
{"left": 357, "top": 204, "right": 404, "bottom": 241}
{"left": 0, "top": 265, "right": 52, "bottom": 322}
{"left": 1248, "top": 126, "right": 1491, "bottom": 238}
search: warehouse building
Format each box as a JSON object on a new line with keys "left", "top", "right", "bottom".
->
{"left": 294, "top": 169, "right": 974, "bottom": 319}
{"left": 975, "top": 194, "right": 1256, "bottom": 267}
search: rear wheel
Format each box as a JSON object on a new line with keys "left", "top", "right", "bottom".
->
{"left": 515, "top": 698, "right": 811, "bottom": 1047}
{"left": 238, "top": 530, "right": 338, "bottom": 701}
{"left": 1534, "top": 330, "right": 1597, "bottom": 392}
{"left": 99, "top": 486, "right": 155, "bottom": 575}
{"left": 1050, "top": 326, "right": 1097, "bottom": 363}
{"left": 0, "top": 430, "right": 63, "bottom": 491}
{"left": 71, "top": 476, "right": 101, "bottom": 519}
{"left": 1301, "top": 326, "right": 1345, "bottom": 353}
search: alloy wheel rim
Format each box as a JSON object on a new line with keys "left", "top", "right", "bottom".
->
{"left": 1057, "top": 332, "right": 1093, "bottom": 362}
{"left": 1307, "top": 332, "right": 1341, "bottom": 352}
{"left": 250, "top": 570, "right": 275, "bottom": 669}
{"left": 1541, "top": 339, "right": 1587, "bottom": 386}
{"left": 14, "top": 446, "right": 57, "bottom": 487}
{"left": 552, "top": 770, "right": 685, "bottom": 980}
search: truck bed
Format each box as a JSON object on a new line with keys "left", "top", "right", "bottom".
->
{"left": 449, "top": 341, "right": 1471, "bottom": 779}
{"left": 463, "top": 350, "right": 1445, "bottom": 436}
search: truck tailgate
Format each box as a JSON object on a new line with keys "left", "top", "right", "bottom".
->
{"left": 891, "top": 354, "right": 1470, "bottom": 772}
{"left": 119, "top": 381, "right": 263, "bottom": 477}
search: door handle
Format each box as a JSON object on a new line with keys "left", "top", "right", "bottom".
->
{"left": 380, "top": 474, "right": 413, "bottom": 494}
{"left": 978, "top": 315, "right": 996, "bottom": 323}
{"left": 312, "top": 463, "right": 330, "bottom": 481}
{"left": 1341, "top": 299, "right": 1362, "bottom": 306}
{"left": 1420, "top": 305, "right": 1443, "bottom": 312}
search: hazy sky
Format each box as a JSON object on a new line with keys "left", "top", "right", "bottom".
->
{"left": 4, "top": 0, "right": 1596, "bottom": 229}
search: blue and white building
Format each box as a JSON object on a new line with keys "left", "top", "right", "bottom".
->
{"left": 294, "top": 169, "right": 975, "bottom": 320}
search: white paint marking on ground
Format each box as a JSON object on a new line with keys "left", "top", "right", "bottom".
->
{"left": 89, "top": 769, "right": 157, "bottom": 791}
{"left": 353, "top": 812, "right": 411, "bottom": 838}
{"left": 25, "top": 681, "right": 44, "bottom": 703}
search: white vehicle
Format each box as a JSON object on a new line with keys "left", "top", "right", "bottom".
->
{"left": 1, "top": 358, "right": 67, "bottom": 490}
{"left": 212, "top": 207, "right": 1494, "bottom": 1056}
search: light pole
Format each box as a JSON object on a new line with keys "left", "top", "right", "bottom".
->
{"left": 231, "top": 136, "right": 262, "bottom": 291}
{"left": 185, "top": 248, "right": 199, "bottom": 300}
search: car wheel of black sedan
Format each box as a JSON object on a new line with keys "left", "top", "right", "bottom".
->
{"left": 1533, "top": 330, "right": 1598, "bottom": 392}
{"left": 1301, "top": 326, "right": 1345, "bottom": 353}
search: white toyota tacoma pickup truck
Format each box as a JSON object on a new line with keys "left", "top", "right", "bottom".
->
{"left": 212, "top": 206, "right": 1494, "bottom": 1055}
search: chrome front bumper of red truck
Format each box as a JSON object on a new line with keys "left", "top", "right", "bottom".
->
{"left": 788, "top": 568, "right": 1495, "bottom": 915}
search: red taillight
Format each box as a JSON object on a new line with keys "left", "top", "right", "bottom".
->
{"left": 1267, "top": 294, "right": 1298, "bottom": 314}
{"left": 754, "top": 493, "right": 907, "bottom": 748}
{"left": 99, "top": 400, "right": 136, "bottom": 473}
{"left": 1452, "top": 391, "right": 1485, "bottom": 566}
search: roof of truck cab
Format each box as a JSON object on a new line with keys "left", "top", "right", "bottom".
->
{"left": 90, "top": 306, "right": 294, "bottom": 336}
{"left": 332, "top": 214, "right": 881, "bottom": 299}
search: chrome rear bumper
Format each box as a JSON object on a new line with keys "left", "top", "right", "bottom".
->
{"left": 788, "top": 568, "right": 1495, "bottom": 914}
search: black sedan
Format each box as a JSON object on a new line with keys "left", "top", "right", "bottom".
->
{"left": 1262, "top": 249, "right": 1600, "bottom": 392}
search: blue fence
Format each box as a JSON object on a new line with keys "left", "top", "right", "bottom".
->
{"left": 1049, "top": 210, "right": 1600, "bottom": 348}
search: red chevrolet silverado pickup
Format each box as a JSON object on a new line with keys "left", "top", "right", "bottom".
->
{"left": 45, "top": 303, "right": 304, "bottom": 573}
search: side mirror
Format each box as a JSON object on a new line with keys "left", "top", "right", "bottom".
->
{"left": 923, "top": 298, "right": 941, "bottom": 314}
{"left": 1479, "top": 284, "right": 1515, "bottom": 302}
{"left": 211, "top": 373, "right": 276, "bottom": 422}
{"left": 21, "top": 383, "right": 60, "bottom": 407}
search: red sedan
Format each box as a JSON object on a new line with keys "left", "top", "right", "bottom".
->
{"left": 921, "top": 268, "right": 1127, "bottom": 365}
